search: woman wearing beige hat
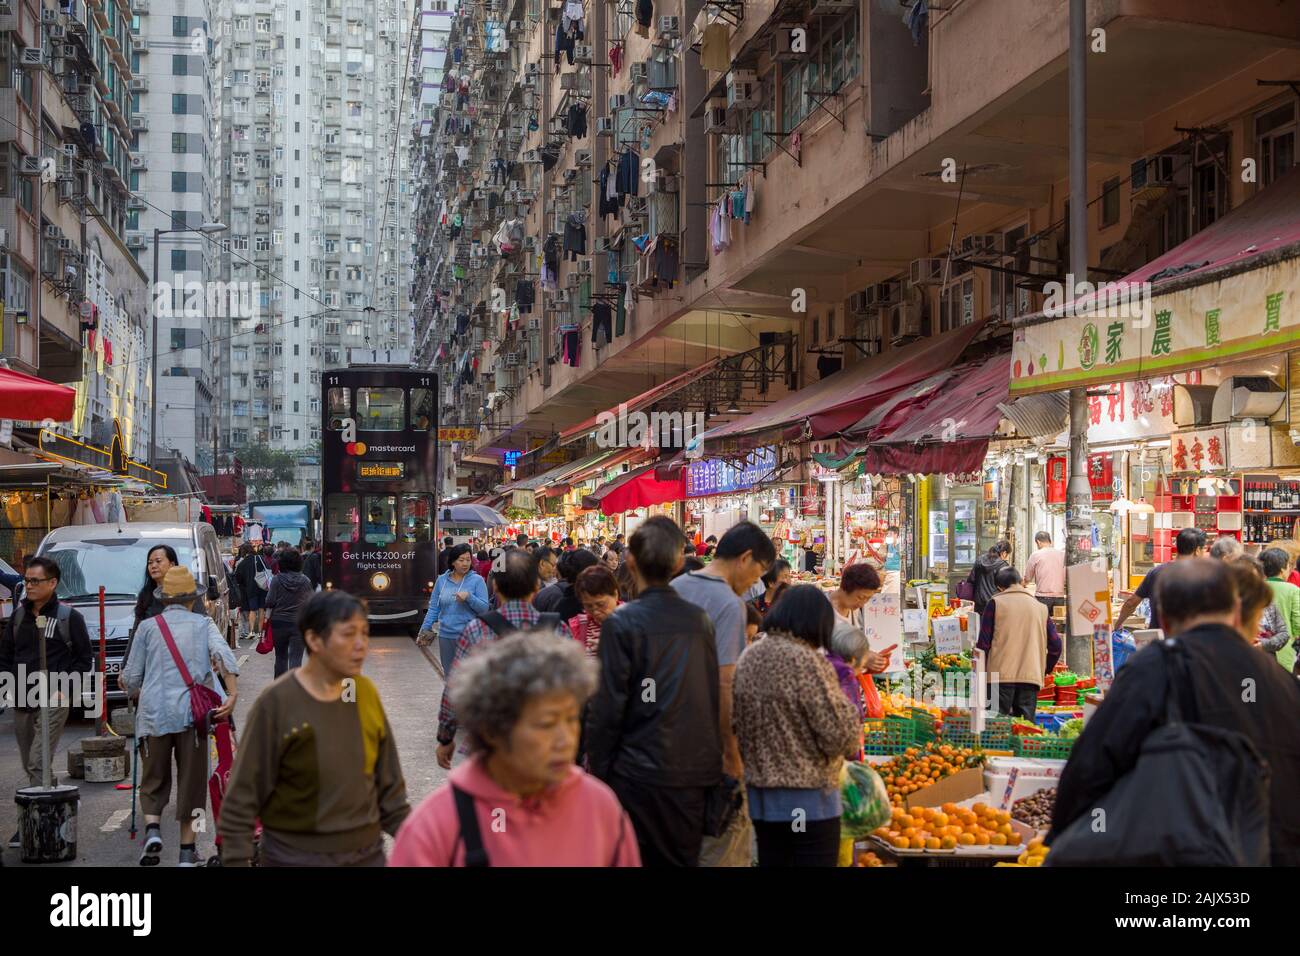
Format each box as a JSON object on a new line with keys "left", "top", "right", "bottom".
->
{"left": 121, "top": 566, "right": 240, "bottom": 867}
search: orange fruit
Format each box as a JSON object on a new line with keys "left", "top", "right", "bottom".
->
{"left": 941, "top": 802, "right": 958, "bottom": 815}
{"left": 957, "top": 833, "right": 976, "bottom": 846}
{"left": 995, "top": 811, "right": 1011, "bottom": 826}
{"left": 998, "top": 823, "right": 1014, "bottom": 837}
{"left": 909, "top": 836, "right": 926, "bottom": 849}
{"left": 925, "top": 837, "right": 941, "bottom": 850}
{"left": 991, "top": 833, "right": 1008, "bottom": 846}
{"left": 972, "top": 803, "right": 988, "bottom": 815}
{"left": 1006, "top": 830, "right": 1022, "bottom": 846}
{"left": 973, "top": 832, "right": 990, "bottom": 846}
{"left": 892, "top": 836, "right": 909, "bottom": 849}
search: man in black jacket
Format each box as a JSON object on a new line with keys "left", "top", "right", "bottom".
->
{"left": 301, "top": 540, "right": 322, "bottom": 590}
{"left": 1049, "top": 558, "right": 1300, "bottom": 864}
{"left": 0, "top": 557, "right": 93, "bottom": 808}
{"left": 585, "top": 516, "right": 722, "bottom": 867}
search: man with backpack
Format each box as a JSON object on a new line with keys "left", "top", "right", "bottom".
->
{"left": 1049, "top": 557, "right": 1300, "bottom": 865}
{"left": 434, "top": 550, "right": 571, "bottom": 769}
{"left": 0, "top": 557, "right": 93, "bottom": 844}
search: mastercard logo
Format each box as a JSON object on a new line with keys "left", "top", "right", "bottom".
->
{"left": 344, "top": 441, "right": 368, "bottom": 456}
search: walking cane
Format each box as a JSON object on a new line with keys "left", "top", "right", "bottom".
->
{"left": 128, "top": 699, "right": 138, "bottom": 841}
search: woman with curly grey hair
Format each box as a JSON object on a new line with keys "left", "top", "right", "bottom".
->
{"left": 390, "top": 631, "right": 641, "bottom": 867}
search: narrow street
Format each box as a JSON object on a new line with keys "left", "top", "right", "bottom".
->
{"left": 0, "top": 632, "right": 448, "bottom": 867}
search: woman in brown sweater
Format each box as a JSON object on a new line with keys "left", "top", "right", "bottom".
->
{"left": 219, "top": 591, "right": 410, "bottom": 866}
{"left": 734, "top": 585, "right": 862, "bottom": 867}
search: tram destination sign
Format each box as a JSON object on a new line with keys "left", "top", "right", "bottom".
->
{"left": 358, "top": 461, "right": 406, "bottom": 480}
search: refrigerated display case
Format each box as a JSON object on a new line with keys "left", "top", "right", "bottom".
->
{"left": 924, "top": 477, "right": 995, "bottom": 587}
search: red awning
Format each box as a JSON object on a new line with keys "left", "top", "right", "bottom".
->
{"left": 858, "top": 354, "right": 1012, "bottom": 475}
{"left": 582, "top": 462, "right": 686, "bottom": 515}
{"left": 0, "top": 367, "right": 76, "bottom": 421}
{"left": 700, "top": 319, "right": 990, "bottom": 452}
{"left": 558, "top": 358, "right": 722, "bottom": 445}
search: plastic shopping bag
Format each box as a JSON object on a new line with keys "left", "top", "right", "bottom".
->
{"left": 840, "top": 761, "right": 891, "bottom": 839}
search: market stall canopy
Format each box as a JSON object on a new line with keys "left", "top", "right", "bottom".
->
{"left": 440, "top": 503, "right": 508, "bottom": 527}
{"left": 556, "top": 358, "right": 722, "bottom": 446}
{"left": 582, "top": 462, "right": 686, "bottom": 515}
{"left": 856, "top": 354, "right": 1012, "bottom": 476}
{"left": 0, "top": 367, "right": 76, "bottom": 421}
{"left": 699, "top": 319, "right": 991, "bottom": 453}
{"left": 1012, "top": 164, "right": 1300, "bottom": 395}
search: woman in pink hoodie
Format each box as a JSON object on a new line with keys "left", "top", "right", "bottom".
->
{"left": 389, "top": 631, "right": 640, "bottom": 867}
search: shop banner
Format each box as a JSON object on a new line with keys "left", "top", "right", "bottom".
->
{"left": 438, "top": 427, "right": 478, "bottom": 442}
{"left": 1010, "top": 261, "right": 1299, "bottom": 395}
{"left": 862, "top": 589, "right": 905, "bottom": 673}
{"left": 685, "top": 446, "right": 777, "bottom": 497}
{"left": 1169, "top": 427, "right": 1227, "bottom": 473}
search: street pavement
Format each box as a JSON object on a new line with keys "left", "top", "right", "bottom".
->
{"left": 0, "top": 629, "right": 448, "bottom": 867}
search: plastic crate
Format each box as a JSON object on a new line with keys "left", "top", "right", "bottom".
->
{"left": 862, "top": 716, "right": 915, "bottom": 755}
{"left": 1013, "top": 734, "right": 1076, "bottom": 760}
{"left": 909, "top": 708, "right": 938, "bottom": 743}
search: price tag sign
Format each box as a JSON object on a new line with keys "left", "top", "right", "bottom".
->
{"left": 862, "top": 589, "right": 905, "bottom": 673}
{"left": 902, "top": 609, "right": 927, "bottom": 638}
{"left": 1092, "top": 624, "right": 1115, "bottom": 693}
{"left": 933, "top": 616, "right": 963, "bottom": 655}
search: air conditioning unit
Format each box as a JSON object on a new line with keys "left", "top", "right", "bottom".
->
{"left": 509, "top": 20, "right": 524, "bottom": 32}
{"left": 554, "top": 289, "right": 569, "bottom": 304}
{"left": 608, "top": 93, "right": 629, "bottom": 111}
{"left": 658, "top": 15, "right": 680, "bottom": 36}
{"left": 130, "top": 155, "right": 147, "bottom": 169}
{"left": 0, "top": 1, "right": 12, "bottom": 14}
{"left": 910, "top": 257, "right": 945, "bottom": 286}
{"left": 958, "top": 234, "right": 999, "bottom": 257}
{"left": 19, "top": 156, "right": 43, "bottom": 176}
{"left": 44, "top": 224, "right": 63, "bottom": 240}
{"left": 629, "top": 61, "right": 648, "bottom": 84}
{"left": 596, "top": 116, "right": 614, "bottom": 136}
{"left": 769, "top": 27, "right": 803, "bottom": 61}
{"left": 48, "top": 24, "right": 65, "bottom": 39}
{"left": 135, "top": 0, "right": 149, "bottom": 10}
{"left": 129, "top": 114, "right": 148, "bottom": 131}
{"left": 135, "top": 38, "right": 148, "bottom": 51}
{"left": 1130, "top": 153, "right": 1177, "bottom": 199}
{"left": 653, "top": 170, "right": 678, "bottom": 193}
{"left": 40, "top": 8, "right": 56, "bottom": 23}
{"left": 522, "top": 148, "right": 539, "bottom": 163}
{"left": 58, "top": 237, "right": 76, "bottom": 251}
{"left": 869, "top": 279, "right": 902, "bottom": 308}
{"left": 67, "top": 17, "right": 85, "bottom": 36}
{"left": 574, "top": 44, "right": 592, "bottom": 63}
{"left": 526, "top": 317, "right": 541, "bottom": 331}
{"left": 19, "top": 47, "right": 44, "bottom": 67}
{"left": 704, "top": 105, "right": 732, "bottom": 134}
{"left": 57, "top": 179, "right": 77, "bottom": 202}
{"left": 574, "top": 148, "right": 591, "bottom": 166}
{"left": 128, "top": 77, "right": 147, "bottom": 91}
{"left": 726, "top": 70, "right": 759, "bottom": 109}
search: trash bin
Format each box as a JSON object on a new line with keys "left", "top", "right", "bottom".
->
{"left": 14, "top": 785, "right": 79, "bottom": 863}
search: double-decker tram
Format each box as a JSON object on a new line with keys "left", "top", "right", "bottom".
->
{"left": 320, "top": 365, "right": 439, "bottom": 629}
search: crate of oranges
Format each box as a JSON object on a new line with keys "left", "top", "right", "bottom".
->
{"left": 862, "top": 716, "right": 916, "bottom": 755}
{"left": 870, "top": 802, "right": 1025, "bottom": 855}
{"left": 873, "top": 742, "right": 986, "bottom": 806}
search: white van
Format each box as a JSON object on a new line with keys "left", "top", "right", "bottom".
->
{"left": 36, "top": 522, "right": 238, "bottom": 702}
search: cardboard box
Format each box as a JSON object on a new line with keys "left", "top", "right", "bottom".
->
{"left": 905, "top": 767, "right": 985, "bottom": 810}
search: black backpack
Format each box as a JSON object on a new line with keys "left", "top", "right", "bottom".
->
{"left": 1047, "top": 640, "right": 1271, "bottom": 865}
{"left": 11, "top": 603, "right": 74, "bottom": 646}
{"left": 477, "top": 610, "right": 561, "bottom": 638}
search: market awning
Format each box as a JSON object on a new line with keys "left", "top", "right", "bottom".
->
{"left": 557, "top": 358, "right": 722, "bottom": 446}
{"left": 700, "top": 319, "right": 991, "bottom": 453}
{"left": 0, "top": 367, "right": 76, "bottom": 421}
{"left": 1011, "top": 164, "right": 1300, "bottom": 395}
{"left": 582, "top": 462, "right": 686, "bottom": 515}
{"left": 857, "top": 354, "right": 1012, "bottom": 476}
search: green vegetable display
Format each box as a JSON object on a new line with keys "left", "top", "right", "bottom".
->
{"left": 1058, "top": 718, "right": 1084, "bottom": 740}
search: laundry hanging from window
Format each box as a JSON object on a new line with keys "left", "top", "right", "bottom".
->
{"left": 566, "top": 102, "right": 588, "bottom": 138}
{"left": 563, "top": 211, "right": 588, "bottom": 260}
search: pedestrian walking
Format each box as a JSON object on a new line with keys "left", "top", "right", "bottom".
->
{"left": 120, "top": 567, "right": 240, "bottom": 866}
{"left": 535, "top": 548, "right": 597, "bottom": 617}
{"left": 1050, "top": 558, "right": 1300, "bottom": 865}
{"left": 584, "top": 517, "right": 722, "bottom": 867}
{"left": 1259, "top": 547, "right": 1299, "bottom": 673}
{"left": 219, "top": 591, "right": 410, "bottom": 866}
{"left": 733, "top": 585, "right": 861, "bottom": 867}
{"left": 235, "top": 543, "right": 268, "bottom": 639}
{"left": 391, "top": 632, "right": 639, "bottom": 867}
{"left": 975, "top": 566, "right": 1063, "bottom": 719}
{"left": 265, "top": 548, "right": 314, "bottom": 676}
{"left": 435, "top": 550, "right": 569, "bottom": 769}
{"left": 0, "top": 556, "right": 92, "bottom": 845}
{"left": 417, "top": 544, "right": 490, "bottom": 673}
{"left": 671, "top": 520, "right": 774, "bottom": 867}
{"left": 568, "top": 564, "right": 621, "bottom": 656}
{"left": 301, "top": 540, "right": 322, "bottom": 590}
{"left": 1023, "top": 531, "right": 1065, "bottom": 612}
{"left": 436, "top": 536, "right": 455, "bottom": 576}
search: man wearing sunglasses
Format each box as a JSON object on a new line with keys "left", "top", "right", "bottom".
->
{"left": 0, "top": 556, "right": 92, "bottom": 844}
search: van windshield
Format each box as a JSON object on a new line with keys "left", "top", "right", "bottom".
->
{"left": 41, "top": 539, "right": 197, "bottom": 602}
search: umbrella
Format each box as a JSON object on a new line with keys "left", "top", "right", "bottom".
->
{"left": 440, "top": 503, "right": 508, "bottom": 527}
{"left": 0, "top": 366, "right": 76, "bottom": 421}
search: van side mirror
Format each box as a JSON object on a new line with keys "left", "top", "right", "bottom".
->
{"left": 207, "top": 575, "right": 220, "bottom": 601}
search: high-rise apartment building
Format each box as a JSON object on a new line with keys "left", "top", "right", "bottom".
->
{"left": 213, "top": 0, "right": 413, "bottom": 498}
{"left": 127, "top": 0, "right": 219, "bottom": 471}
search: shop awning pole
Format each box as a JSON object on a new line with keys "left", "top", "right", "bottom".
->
{"left": 1065, "top": 0, "right": 1095, "bottom": 675}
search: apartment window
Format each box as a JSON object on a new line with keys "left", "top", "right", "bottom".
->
{"left": 172, "top": 93, "right": 188, "bottom": 114}
{"left": 172, "top": 54, "right": 189, "bottom": 75}
{"left": 171, "top": 171, "right": 187, "bottom": 192}
{"left": 173, "top": 16, "right": 190, "bottom": 36}
{"left": 256, "top": 16, "right": 271, "bottom": 32}
{"left": 1192, "top": 135, "right": 1229, "bottom": 234}
{"left": 1256, "top": 101, "right": 1297, "bottom": 188}
{"left": 170, "top": 249, "right": 188, "bottom": 271}
{"left": 172, "top": 132, "right": 187, "bottom": 153}
{"left": 1099, "top": 176, "right": 1121, "bottom": 229}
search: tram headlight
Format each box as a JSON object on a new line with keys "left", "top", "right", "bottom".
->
{"left": 371, "top": 572, "right": 391, "bottom": 591}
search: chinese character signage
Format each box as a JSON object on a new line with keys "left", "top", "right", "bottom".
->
{"left": 438, "top": 427, "right": 478, "bottom": 442}
{"left": 1170, "top": 427, "right": 1227, "bottom": 473}
{"left": 503, "top": 450, "right": 521, "bottom": 467}
{"left": 686, "top": 446, "right": 777, "bottom": 498}
{"left": 1010, "top": 262, "right": 1300, "bottom": 395}
{"left": 358, "top": 461, "right": 405, "bottom": 480}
